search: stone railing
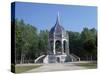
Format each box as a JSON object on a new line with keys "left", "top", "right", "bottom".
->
{"left": 70, "top": 54, "right": 80, "bottom": 61}
{"left": 34, "top": 55, "right": 45, "bottom": 63}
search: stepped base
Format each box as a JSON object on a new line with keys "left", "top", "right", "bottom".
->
{"left": 35, "top": 54, "right": 80, "bottom": 63}
{"left": 43, "top": 54, "right": 70, "bottom": 63}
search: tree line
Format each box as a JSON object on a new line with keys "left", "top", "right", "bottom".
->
{"left": 68, "top": 28, "right": 97, "bottom": 61}
{"left": 14, "top": 19, "right": 97, "bottom": 64}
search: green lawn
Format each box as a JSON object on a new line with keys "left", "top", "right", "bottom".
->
{"left": 14, "top": 64, "right": 42, "bottom": 73}
{"left": 77, "top": 63, "right": 97, "bottom": 69}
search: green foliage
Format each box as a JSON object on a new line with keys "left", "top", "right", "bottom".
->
{"left": 38, "top": 30, "right": 49, "bottom": 55}
{"left": 15, "top": 19, "right": 97, "bottom": 63}
{"left": 15, "top": 19, "right": 48, "bottom": 64}
{"left": 69, "top": 27, "right": 97, "bottom": 60}
{"left": 68, "top": 31, "right": 82, "bottom": 56}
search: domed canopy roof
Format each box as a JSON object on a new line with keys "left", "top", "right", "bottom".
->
{"left": 49, "top": 13, "right": 65, "bottom": 34}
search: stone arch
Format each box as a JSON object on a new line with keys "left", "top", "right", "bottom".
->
{"left": 55, "top": 40, "right": 62, "bottom": 54}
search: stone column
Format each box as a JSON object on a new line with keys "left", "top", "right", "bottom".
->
{"left": 67, "top": 35, "right": 70, "bottom": 55}
{"left": 61, "top": 40, "right": 64, "bottom": 54}
{"left": 66, "top": 41, "right": 69, "bottom": 55}
{"left": 53, "top": 39, "right": 56, "bottom": 54}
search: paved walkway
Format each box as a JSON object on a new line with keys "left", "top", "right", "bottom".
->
{"left": 26, "top": 62, "right": 86, "bottom": 73}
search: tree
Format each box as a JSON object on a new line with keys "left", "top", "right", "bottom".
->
{"left": 38, "top": 30, "right": 49, "bottom": 55}
{"left": 68, "top": 31, "right": 82, "bottom": 57}
{"left": 81, "top": 28, "right": 97, "bottom": 60}
{"left": 68, "top": 27, "right": 97, "bottom": 61}
{"left": 83, "top": 39, "right": 96, "bottom": 61}
{"left": 14, "top": 19, "right": 97, "bottom": 63}
{"left": 15, "top": 19, "right": 49, "bottom": 64}
{"left": 15, "top": 19, "right": 39, "bottom": 63}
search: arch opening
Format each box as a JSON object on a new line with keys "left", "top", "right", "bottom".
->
{"left": 63, "top": 40, "right": 67, "bottom": 53}
{"left": 55, "top": 40, "right": 62, "bottom": 54}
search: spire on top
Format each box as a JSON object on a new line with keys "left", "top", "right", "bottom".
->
{"left": 56, "top": 11, "right": 60, "bottom": 25}
{"left": 57, "top": 11, "right": 59, "bottom": 19}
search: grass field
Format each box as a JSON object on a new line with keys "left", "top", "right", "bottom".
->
{"left": 12, "top": 64, "right": 42, "bottom": 73}
{"left": 11, "top": 62, "right": 97, "bottom": 73}
{"left": 77, "top": 63, "right": 97, "bottom": 69}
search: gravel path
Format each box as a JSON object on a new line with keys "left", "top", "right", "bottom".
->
{"left": 26, "top": 63, "right": 86, "bottom": 73}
